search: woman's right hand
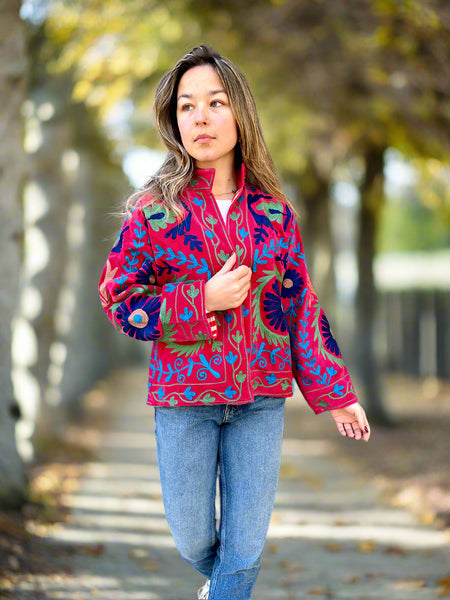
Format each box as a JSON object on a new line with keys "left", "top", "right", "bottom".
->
{"left": 205, "top": 253, "right": 252, "bottom": 311}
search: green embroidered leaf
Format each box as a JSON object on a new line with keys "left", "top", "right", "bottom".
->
{"left": 212, "top": 340, "right": 223, "bottom": 352}
{"left": 158, "top": 301, "right": 177, "bottom": 342}
{"left": 143, "top": 203, "right": 176, "bottom": 232}
{"left": 317, "top": 400, "right": 329, "bottom": 408}
{"left": 218, "top": 250, "right": 231, "bottom": 263}
{"left": 256, "top": 200, "right": 284, "bottom": 224}
{"left": 165, "top": 339, "right": 206, "bottom": 357}
{"left": 110, "top": 302, "right": 122, "bottom": 314}
{"left": 187, "top": 285, "right": 199, "bottom": 300}
{"left": 235, "top": 245, "right": 244, "bottom": 259}
{"left": 281, "top": 380, "right": 291, "bottom": 390}
{"left": 206, "top": 215, "right": 218, "bottom": 226}
{"left": 232, "top": 331, "right": 243, "bottom": 344}
{"left": 229, "top": 211, "right": 239, "bottom": 221}
{"left": 159, "top": 301, "right": 171, "bottom": 325}
{"left": 201, "top": 393, "right": 215, "bottom": 405}
{"left": 236, "top": 371, "right": 246, "bottom": 383}
{"left": 168, "top": 397, "right": 178, "bottom": 406}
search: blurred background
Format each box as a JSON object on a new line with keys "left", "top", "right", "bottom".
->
{"left": 0, "top": 0, "right": 449, "bottom": 513}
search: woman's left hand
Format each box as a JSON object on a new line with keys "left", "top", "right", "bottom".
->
{"left": 329, "top": 402, "right": 371, "bottom": 442}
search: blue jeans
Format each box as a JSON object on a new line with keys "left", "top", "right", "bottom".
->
{"left": 154, "top": 395, "right": 286, "bottom": 600}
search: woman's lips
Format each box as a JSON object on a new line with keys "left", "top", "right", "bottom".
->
{"left": 195, "top": 135, "right": 214, "bottom": 143}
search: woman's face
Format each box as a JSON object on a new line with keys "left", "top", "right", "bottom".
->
{"left": 176, "top": 65, "right": 238, "bottom": 171}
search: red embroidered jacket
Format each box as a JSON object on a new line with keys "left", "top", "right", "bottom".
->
{"left": 99, "top": 165, "right": 358, "bottom": 413}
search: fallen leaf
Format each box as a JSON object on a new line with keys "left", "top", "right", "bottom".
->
{"left": 75, "top": 543, "right": 105, "bottom": 556}
{"left": 357, "top": 540, "right": 376, "bottom": 553}
{"left": 279, "top": 463, "right": 302, "bottom": 479}
{"left": 279, "top": 560, "right": 303, "bottom": 573}
{"left": 0, "top": 578, "right": 13, "bottom": 589}
{"left": 324, "top": 542, "right": 344, "bottom": 552}
{"left": 308, "top": 586, "right": 327, "bottom": 595}
{"left": 384, "top": 546, "right": 406, "bottom": 557}
{"left": 342, "top": 574, "right": 361, "bottom": 584}
{"left": 437, "top": 576, "right": 450, "bottom": 597}
{"left": 144, "top": 559, "right": 160, "bottom": 572}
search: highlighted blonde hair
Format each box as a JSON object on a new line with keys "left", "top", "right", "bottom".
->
{"left": 125, "top": 45, "right": 291, "bottom": 215}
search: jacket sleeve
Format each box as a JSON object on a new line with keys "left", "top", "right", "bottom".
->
{"left": 281, "top": 210, "right": 358, "bottom": 414}
{"left": 99, "top": 203, "right": 217, "bottom": 343}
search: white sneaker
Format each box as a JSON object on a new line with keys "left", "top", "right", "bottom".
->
{"left": 197, "top": 579, "right": 210, "bottom": 600}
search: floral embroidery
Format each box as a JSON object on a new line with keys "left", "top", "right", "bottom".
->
{"left": 128, "top": 308, "right": 149, "bottom": 328}
{"left": 135, "top": 260, "right": 157, "bottom": 285}
{"left": 262, "top": 281, "right": 287, "bottom": 333}
{"left": 142, "top": 202, "right": 176, "bottom": 232}
{"left": 116, "top": 296, "right": 161, "bottom": 341}
{"left": 111, "top": 224, "right": 129, "bottom": 253}
{"left": 281, "top": 269, "right": 303, "bottom": 298}
{"left": 99, "top": 164, "right": 357, "bottom": 412}
{"left": 319, "top": 313, "right": 341, "bottom": 357}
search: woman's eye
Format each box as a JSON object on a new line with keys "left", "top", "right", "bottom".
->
{"left": 211, "top": 99, "right": 223, "bottom": 107}
{"left": 181, "top": 104, "right": 194, "bottom": 112}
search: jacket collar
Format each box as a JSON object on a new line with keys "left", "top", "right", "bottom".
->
{"left": 189, "top": 163, "right": 247, "bottom": 192}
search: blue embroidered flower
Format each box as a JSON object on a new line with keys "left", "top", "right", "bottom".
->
{"left": 320, "top": 313, "right": 341, "bottom": 357}
{"left": 281, "top": 269, "right": 303, "bottom": 298}
{"left": 180, "top": 307, "right": 194, "bottom": 322}
{"left": 111, "top": 224, "right": 129, "bottom": 253}
{"left": 263, "top": 282, "right": 287, "bottom": 332}
{"left": 184, "top": 387, "right": 196, "bottom": 401}
{"left": 225, "top": 351, "right": 238, "bottom": 365}
{"left": 135, "top": 260, "right": 156, "bottom": 285}
{"left": 116, "top": 296, "right": 161, "bottom": 341}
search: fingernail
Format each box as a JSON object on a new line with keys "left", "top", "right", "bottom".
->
{"left": 364, "top": 426, "right": 369, "bottom": 433}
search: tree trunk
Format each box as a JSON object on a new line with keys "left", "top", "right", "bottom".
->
{"left": 56, "top": 103, "right": 141, "bottom": 417}
{"left": 0, "top": 0, "right": 27, "bottom": 507}
{"left": 356, "top": 143, "right": 391, "bottom": 425}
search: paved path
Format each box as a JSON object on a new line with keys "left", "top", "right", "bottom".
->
{"left": 34, "top": 368, "right": 449, "bottom": 599}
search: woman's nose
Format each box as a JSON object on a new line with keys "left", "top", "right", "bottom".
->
{"left": 195, "top": 105, "right": 208, "bottom": 125}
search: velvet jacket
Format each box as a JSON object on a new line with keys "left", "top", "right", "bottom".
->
{"left": 99, "top": 164, "right": 358, "bottom": 413}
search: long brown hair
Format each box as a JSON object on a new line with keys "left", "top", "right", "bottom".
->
{"left": 124, "top": 45, "right": 291, "bottom": 215}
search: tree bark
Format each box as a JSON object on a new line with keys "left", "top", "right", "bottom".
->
{"left": 0, "top": 0, "right": 28, "bottom": 507}
{"left": 356, "top": 143, "right": 391, "bottom": 424}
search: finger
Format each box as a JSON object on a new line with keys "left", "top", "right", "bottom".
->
{"left": 355, "top": 406, "right": 371, "bottom": 442}
{"left": 344, "top": 422, "right": 354, "bottom": 438}
{"left": 336, "top": 422, "right": 347, "bottom": 437}
{"left": 353, "top": 426, "right": 362, "bottom": 441}
{"left": 233, "top": 265, "right": 252, "bottom": 279}
{"left": 218, "top": 253, "right": 237, "bottom": 275}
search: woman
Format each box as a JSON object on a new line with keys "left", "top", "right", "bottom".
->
{"left": 99, "top": 45, "right": 370, "bottom": 600}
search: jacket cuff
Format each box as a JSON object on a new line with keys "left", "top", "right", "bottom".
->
{"left": 159, "top": 280, "right": 217, "bottom": 342}
{"left": 306, "top": 385, "right": 359, "bottom": 414}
